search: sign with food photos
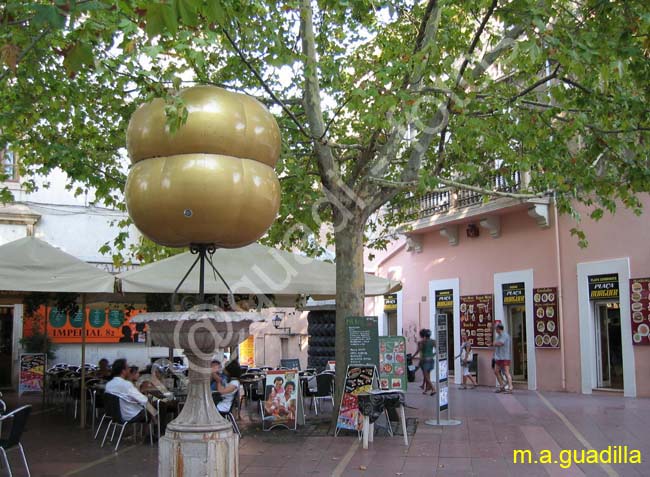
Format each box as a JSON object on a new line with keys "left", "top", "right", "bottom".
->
{"left": 533, "top": 287, "right": 560, "bottom": 348}
{"left": 336, "top": 365, "right": 376, "bottom": 433}
{"left": 19, "top": 353, "right": 45, "bottom": 396}
{"left": 378, "top": 336, "right": 406, "bottom": 391}
{"left": 459, "top": 295, "right": 493, "bottom": 348}
{"left": 630, "top": 278, "right": 650, "bottom": 345}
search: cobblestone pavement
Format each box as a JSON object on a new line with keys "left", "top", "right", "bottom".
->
{"left": 2, "top": 380, "right": 650, "bottom": 476}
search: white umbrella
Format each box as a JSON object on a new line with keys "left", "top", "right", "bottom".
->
{"left": 117, "top": 243, "right": 401, "bottom": 298}
{"left": 0, "top": 236, "right": 115, "bottom": 293}
{"left": 0, "top": 236, "right": 116, "bottom": 428}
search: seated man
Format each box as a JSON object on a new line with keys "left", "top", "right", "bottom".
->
{"left": 106, "top": 359, "right": 151, "bottom": 422}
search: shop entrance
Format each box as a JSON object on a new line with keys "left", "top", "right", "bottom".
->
{"left": 594, "top": 302, "right": 623, "bottom": 390}
{"left": 507, "top": 305, "right": 527, "bottom": 381}
{"left": 386, "top": 311, "right": 398, "bottom": 336}
{"left": 0, "top": 307, "right": 13, "bottom": 388}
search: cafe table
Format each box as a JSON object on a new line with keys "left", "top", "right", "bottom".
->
{"left": 357, "top": 390, "right": 408, "bottom": 450}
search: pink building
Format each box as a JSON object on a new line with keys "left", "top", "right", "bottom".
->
{"left": 366, "top": 186, "right": 650, "bottom": 398}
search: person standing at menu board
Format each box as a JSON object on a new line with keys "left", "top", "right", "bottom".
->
{"left": 493, "top": 323, "right": 513, "bottom": 393}
{"left": 412, "top": 329, "right": 436, "bottom": 396}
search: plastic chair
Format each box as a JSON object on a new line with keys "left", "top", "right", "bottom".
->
{"left": 101, "top": 393, "right": 153, "bottom": 451}
{"left": 0, "top": 405, "right": 32, "bottom": 477}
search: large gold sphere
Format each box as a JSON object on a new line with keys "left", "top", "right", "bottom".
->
{"left": 125, "top": 154, "right": 281, "bottom": 248}
{"left": 126, "top": 85, "right": 281, "bottom": 167}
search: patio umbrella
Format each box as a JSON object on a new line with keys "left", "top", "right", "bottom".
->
{"left": 0, "top": 236, "right": 116, "bottom": 428}
{"left": 117, "top": 242, "right": 401, "bottom": 299}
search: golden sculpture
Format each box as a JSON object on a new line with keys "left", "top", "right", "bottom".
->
{"left": 125, "top": 86, "right": 281, "bottom": 247}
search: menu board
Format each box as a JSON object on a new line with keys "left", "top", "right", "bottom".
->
{"left": 336, "top": 365, "right": 376, "bottom": 433}
{"left": 346, "top": 316, "right": 379, "bottom": 366}
{"left": 378, "top": 336, "right": 406, "bottom": 391}
{"left": 630, "top": 278, "right": 650, "bottom": 345}
{"left": 19, "top": 353, "right": 45, "bottom": 396}
{"left": 459, "top": 295, "right": 493, "bottom": 348}
{"left": 533, "top": 287, "right": 560, "bottom": 348}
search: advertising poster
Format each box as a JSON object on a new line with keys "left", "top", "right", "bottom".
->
{"left": 336, "top": 365, "right": 376, "bottom": 433}
{"left": 19, "top": 353, "right": 46, "bottom": 396}
{"left": 378, "top": 336, "right": 406, "bottom": 391}
{"left": 630, "top": 278, "right": 650, "bottom": 345}
{"left": 261, "top": 369, "right": 299, "bottom": 430}
{"left": 346, "top": 316, "right": 379, "bottom": 366}
{"left": 533, "top": 287, "right": 560, "bottom": 348}
{"left": 23, "top": 306, "right": 146, "bottom": 344}
{"left": 588, "top": 274, "right": 619, "bottom": 300}
{"left": 460, "top": 295, "right": 493, "bottom": 348}
{"left": 239, "top": 336, "right": 255, "bottom": 366}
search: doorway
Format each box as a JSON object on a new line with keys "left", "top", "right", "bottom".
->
{"left": 0, "top": 307, "right": 14, "bottom": 388}
{"left": 595, "top": 302, "right": 623, "bottom": 389}
{"left": 386, "top": 311, "right": 398, "bottom": 336}
{"left": 507, "top": 305, "right": 527, "bottom": 381}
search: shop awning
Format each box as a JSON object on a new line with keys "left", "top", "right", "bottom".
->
{"left": 0, "top": 236, "right": 116, "bottom": 293}
{"left": 117, "top": 243, "right": 401, "bottom": 298}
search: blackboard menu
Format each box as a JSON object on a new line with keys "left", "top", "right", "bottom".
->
{"left": 280, "top": 358, "right": 301, "bottom": 370}
{"left": 630, "top": 278, "right": 650, "bottom": 346}
{"left": 346, "top": 316, "right": 379, "bottom": 366}
{"left": 460, "top": 295, "right": 493, "bottom": 348}
{"left": 533, "top": 287, "right": 560, "bottom": 348}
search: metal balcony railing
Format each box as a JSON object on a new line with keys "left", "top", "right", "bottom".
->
{"left": 408, "top": 172, "right": 522, "bottom": 219}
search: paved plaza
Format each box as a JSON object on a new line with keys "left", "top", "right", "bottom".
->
{"left": 3, "top": 379, "right": 650, "bottom": 477}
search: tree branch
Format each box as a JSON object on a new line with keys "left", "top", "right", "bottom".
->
{"left": 509, "top": 63, "right": 560, "bottom": 102}
{"left": 299, "top": 0, "right": 339, "bottom": 191}
{"left": 221, "top": 27, "right": 311, "bottom": 140}
{"left": 0, "top": 28, "right": 50, "bottom": 82}
{"left": 455, "top": 0, "right": 498, "bottom": 88}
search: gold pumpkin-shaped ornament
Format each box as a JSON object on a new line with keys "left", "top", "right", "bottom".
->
{"left": 125, "top": 86, "right": 281, "bottom": 248}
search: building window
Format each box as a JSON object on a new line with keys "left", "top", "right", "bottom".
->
{"left": 1, "top": 148, "right": 18, "bottom": 182}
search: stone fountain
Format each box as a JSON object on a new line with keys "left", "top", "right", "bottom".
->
{"left": 125, "top": 86, "right": 281, "bottom": 477}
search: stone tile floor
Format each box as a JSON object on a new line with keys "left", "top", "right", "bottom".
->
{"left": 2, "top": 380, "right": 650, "bottom": 476}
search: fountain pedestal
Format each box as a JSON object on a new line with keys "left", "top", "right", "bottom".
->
{"left": 132, "top": 310, "right": 261, "bottom": 477}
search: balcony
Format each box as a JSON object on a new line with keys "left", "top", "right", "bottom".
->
{"left": 400, "top": 172, "right": 550, "bottom": 247}
{"left": 407, "top": 172, "right": 523, "bottom": 219}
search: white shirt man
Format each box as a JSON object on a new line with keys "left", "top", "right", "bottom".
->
{"left": 105, "top": 361, "right": 149, "bottom": 421}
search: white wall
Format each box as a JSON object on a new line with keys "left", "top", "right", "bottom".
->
{"left": 0, "top": 223, "right": 27, "bottom": 245}
{"left": 53, "top": 343, "right": 178, "bottom": 370}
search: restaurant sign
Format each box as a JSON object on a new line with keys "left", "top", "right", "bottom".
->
{"left": 23, "top": 305, "right": 146, "bottom": 343}
{"left": 383, "top": 294, "right": 397, "bottom": 311}
{"left": 435, "top": 289, "right": 454, "bottom": 309}
{"left": 502, "top": 282, "right": 525, "bottom": 305}
{"left": 588, "top": 274, "right": 619, "bottom": 300}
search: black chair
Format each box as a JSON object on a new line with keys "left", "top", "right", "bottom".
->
{"left": 0, "top": 405, "right": 32, "bottom": 477}
{"left": 215, "top": 391, "right": 241, "bottom": 437}
{"left": 101, "top": 393, "right": 153, "bottom": 451}
{"left": 311, "top": 373, "right": 335, "bottom": 415}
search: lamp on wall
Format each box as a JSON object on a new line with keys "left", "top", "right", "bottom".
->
{"left": 466, "top": 223, "right": 480, "bottom": 238}
{"left": 272, "top": 313, "right": 291, "bottom": 333}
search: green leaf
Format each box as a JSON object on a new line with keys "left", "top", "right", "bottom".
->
{"left": 145, "top": 3, "right": 178, "bottom": 37}
{"left": 177, "top": 0, "right": 199, "bottom": 27}
{"left": 63, "top": 43, "right": 94, "bottom": 76}
{"left": 31, "top": 4, "right": 66, "bottom": 29}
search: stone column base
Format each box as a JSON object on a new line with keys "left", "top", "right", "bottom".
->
{"left": 159, "top": 427, "right": 239, "bottom": 477}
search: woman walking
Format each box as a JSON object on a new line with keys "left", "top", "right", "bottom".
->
{"left": 459, "top": 341, "right": 477, "bottom": 389}
{"left": 413, "top": 329, "right": 436, "bottom": 395}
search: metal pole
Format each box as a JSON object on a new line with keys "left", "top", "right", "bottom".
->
{"left": 79, "top": 294, "right": 87, "bottom": 428}
{"left": 198, "top": 245, "right": 206, "bottom": 303}
{"left": 435, "top": 343, "right": 440, "bottom": 425}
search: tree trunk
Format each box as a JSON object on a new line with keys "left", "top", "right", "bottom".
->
{"left": 331, "top": 212, "right": 366, "bottom": 430}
